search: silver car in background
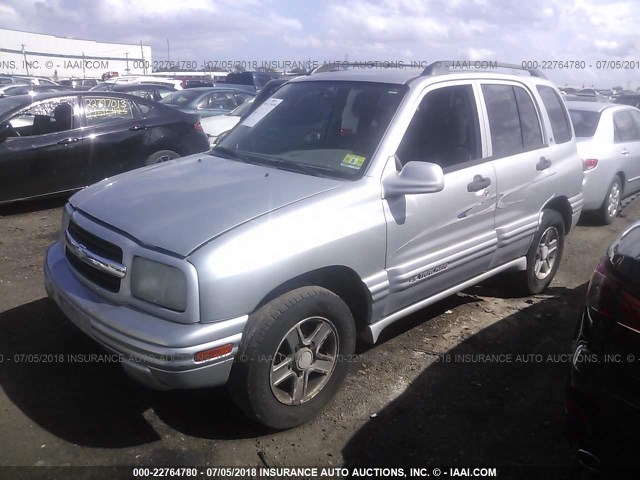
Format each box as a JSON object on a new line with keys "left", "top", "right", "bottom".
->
{"left": 569, "top": 102, "right": 640, "bottom": 224}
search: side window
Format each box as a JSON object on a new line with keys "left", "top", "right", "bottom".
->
{"left": 628, "top": 110, "right": 640, "bottom": 139}
{"left": 482, "top": 84, "right": 523, "bottom": 157}
{"left": 233, "top": 92, "right": 253, "bottom": 106}
{"left": 196, "top": 94, "right": 211, "bottom": 109}
{"left": 83, "top": 97, "right": 134, "bottom": 126}
{"left": 613, "top": 111, "right": 640, "bottom": 143}
{"left": 396, "top": 84, "right": 481, "bottom": 169}
{"left": 210, "top": 92, "right": 239, "bottom": 110}
{"left": 8, "top": 97, "right": 77, "bottom": 137}
{"left": 513, "top": 87, "right": 544, "bottom": 150}
{"left": 536, "top": 85, "right": 572, "bottom": 144}
{"left": 135, "top": 101, "right": 154, "bottom": 116}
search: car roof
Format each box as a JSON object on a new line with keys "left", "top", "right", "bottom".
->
{"left": 289, "top": 67, "right": 553, "bottom": 87}
{"left": 566, "top": 101, "right": 623, "bottom": 113}
{"left": 180, "top": 86, "right": 255, "bottom": 92}
{"left": 291, "top": 69, "right": 423, "bottom": 85}
{"left": 1, "top": 90, "right": 156, "bottom": 108}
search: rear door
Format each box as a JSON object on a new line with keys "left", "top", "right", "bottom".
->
{"left": 615, "top": 109, "right": 640, "bottom": 194}
{"left": 384, "top": 81, "right": 497, "bottom": 315}
{"left": 0, "top": 95, "right": 86, "bottom": 202}
{"left": 479, "top": 81, "right": 555, "bottom": 268}
{"left": 80, "top": 94, "right": 148, "bottom": 183}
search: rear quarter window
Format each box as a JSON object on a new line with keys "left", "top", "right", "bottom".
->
{"left": 536, "top": 85, "right": 572, "bottom": 144}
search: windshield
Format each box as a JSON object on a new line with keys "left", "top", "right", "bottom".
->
{"left": 213, "top": 81, "right": 406, "bottom": 179}
{"left": 569, "top": 109, "right": 601, "bottom": 137}
{"left": 159, "top": 90, "right": 201, "bottom": 105}
{"left": 0, "top": 96, "right": 27, "bottom": 114}
{"left": 230, "top": 98, "right": 254, "bottom": 116}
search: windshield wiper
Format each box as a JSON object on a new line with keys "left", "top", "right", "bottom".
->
{"left": 241, "top": 153, "right": 337, "bottom": 178}
{"left": 209, "top": 146, "right": 252, "bottom": 162}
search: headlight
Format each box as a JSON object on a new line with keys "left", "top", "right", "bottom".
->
{"left": 131, "top": 257, "right": 187, "bottom": 311}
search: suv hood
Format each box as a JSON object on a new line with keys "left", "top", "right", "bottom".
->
{"left": 69, "top": 154, "right": 344, "bottom": 256}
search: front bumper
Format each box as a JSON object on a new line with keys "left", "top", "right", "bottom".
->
{"left": 44, "top": 241, "right": 248, "bottom": 390}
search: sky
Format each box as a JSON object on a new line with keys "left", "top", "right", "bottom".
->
{"left": 0, "top": 0, "right": 637, "bottom": 89}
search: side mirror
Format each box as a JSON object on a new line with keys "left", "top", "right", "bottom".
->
{"left": 0, "top": 122, "right": 12, "bottom": 143}
{"left": 383, "top": 161, "right": 444, "bottom": 198}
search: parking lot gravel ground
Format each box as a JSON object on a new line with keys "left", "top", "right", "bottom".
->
{"left": 0, "top": 194, "right": 638, "bottom": 478}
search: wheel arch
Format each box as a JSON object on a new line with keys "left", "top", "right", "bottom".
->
{"left": 254, "top": 265, "right": 372, "bottom": 334}
{"left": 542, "top": 196, "right": 573, "bottom": 234}
{"left": 615, "top": 171, "right": 626, "bottom": 195}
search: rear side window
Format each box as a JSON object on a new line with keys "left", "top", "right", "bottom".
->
{"left": 613, "top": 111, "right": 640, "bottom": 142}
{"left": 513, "top": 87, "right": 543, "bottom": 150}
{"left": 83, "top": 97, "right": 134, "bottom": 126}
{"left": 482, "top": 84, "right": 543, "bottom": 157}
{"left": 629, "top": 110, "right": 640, "bottom": 138}
{"left": 536, "top": 85, "right": 572, "bottom": 144}
{"left": 568, "top": 110, "right": 601, "bottom": 138}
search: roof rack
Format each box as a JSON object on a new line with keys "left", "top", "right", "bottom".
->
{"left": 422, "top": 61, "right": 546, "bottom": 79}
{"left": 309, "top": 61, "right": 410, "bottom": 75}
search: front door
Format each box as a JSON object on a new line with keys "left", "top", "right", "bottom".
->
{"left": 0, "top": 95, "right": 85, "bottom": 202}
{"left": 383, "top": 82, "right": 497, "bottom": 316}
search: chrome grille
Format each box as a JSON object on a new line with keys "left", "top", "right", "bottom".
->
{"left": 65, "top": 221, "right": 125, "bottom": 293}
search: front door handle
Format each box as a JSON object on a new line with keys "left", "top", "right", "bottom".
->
{"left": 57, "top": 137, "right": 80, "bottom": 145}
{"left": 467, "top": 175, "right": 491, "bottom": 192}
{"left": 621, "top": 148, "right": 630, "bottom": 156}
{"left": 537, "top": 156, "right": 552, "bottom": 171}
{"left": 129, "top": 125, "right": 147, "bottom": 131}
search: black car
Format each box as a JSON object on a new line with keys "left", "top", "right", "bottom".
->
{"left": 0, "top": 84, "right": 72, "bottom": 97}
{"left": 566, "top": 223, "right": 640, "bottom": 473}
{"left": 224, "top": 71, "right": 279, "bottom": 92}
{"left": 89, "top": 82, "right": 177, "bottom": 101}
{"left": 0, "top": 92, "right": 209, "bottom": 204}
{"left": 615, "top": 93, "right": 640, "bottom": 109}
{"left": 58, "top": 78, "right": 100, "bottom": 90}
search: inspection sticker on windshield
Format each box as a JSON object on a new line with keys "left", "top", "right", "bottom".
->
{"left": 341, "top": 154, "right": 366, "bottom": 170}
{"left": 242, "top": 98, "right": 283, "bottom": 127}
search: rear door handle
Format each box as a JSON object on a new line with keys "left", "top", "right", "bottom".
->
{"left": 621, "top": 149, "right": 630, "bottom": 156}
{"left": 129, "top": 125, "right": 147, "bottom": 131}
{"left": 467, "top": 175, "right": 491, "bottom": 192}
{"left": 536, "top": 156, "right": 552, "bottom": 171}
{"left": 57, "top": 137, "right": 80, "bottom": 145}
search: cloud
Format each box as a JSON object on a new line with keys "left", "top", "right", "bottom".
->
{"left": 0, "top": 0, "right": 639, "bottom": 87}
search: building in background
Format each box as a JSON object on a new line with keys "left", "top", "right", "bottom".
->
{"left": 0, "top": 28, "right": 151, "bottom": 80}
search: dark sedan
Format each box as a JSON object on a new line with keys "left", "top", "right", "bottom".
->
{"left": 159, "top": 87, "right": 255, "bottom": 118}
{"left": 0, "top": 92, "right": 210, "bottom": 204}
{"left": 566, "top": 222, "right": 640, "bottom": 473}
{"left": 0, "top": 84, "right": 72, "bottom": 97}
{"left": 615, "top": 93, "right": 640, "bottom": 109}
{"left": 89, "top": 82, "right": 177, "bottom": 101}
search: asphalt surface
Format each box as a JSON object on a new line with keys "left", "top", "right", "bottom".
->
{"left": 0, "top": 194, "right": 638, "bottom": 479}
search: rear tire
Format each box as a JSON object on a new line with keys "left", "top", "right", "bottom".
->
{"left": 596, "top": 176, "right": 621, "bottom": 225}
{"left": 144, "top": 150, "right": 180, "bottom": 165}
{"left": 516, "top": 209, "right": 565, "bottom": 295}
{"left": 228, "top": 286, "right": 356, "bottom": 430}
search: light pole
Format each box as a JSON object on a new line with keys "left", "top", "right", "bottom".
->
{"left": 167, "top": 39, "right": 170, "bottom": 64}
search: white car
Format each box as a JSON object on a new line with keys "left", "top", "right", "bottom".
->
{"left": 569, "top": 101, "right": 640, "bottom": 224}
{"left": 200, "top": 97, "right": 254, "bottom": 146}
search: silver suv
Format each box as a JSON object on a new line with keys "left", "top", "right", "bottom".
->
{"left": 45, "top": 62, "right": 584, "bottom": 429}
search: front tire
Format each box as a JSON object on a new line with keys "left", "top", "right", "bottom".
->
{"left": 228, "top": 286, "right": 356, "bottom": 429}
{"left": 144, "top": 150, "right": 180, "bottom": 165}
{"left": 597, "top": 176, "right": 621, "bottom": 225}
{"left": 517, "top": 209, "right": 565, "bottom": 295}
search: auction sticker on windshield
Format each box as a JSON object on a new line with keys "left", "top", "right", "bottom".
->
{"left": 341, "top": 153, "right": 366, "bottom": 169}
{"left": 242, "top": 97, "right": 283, "bottom": 127}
